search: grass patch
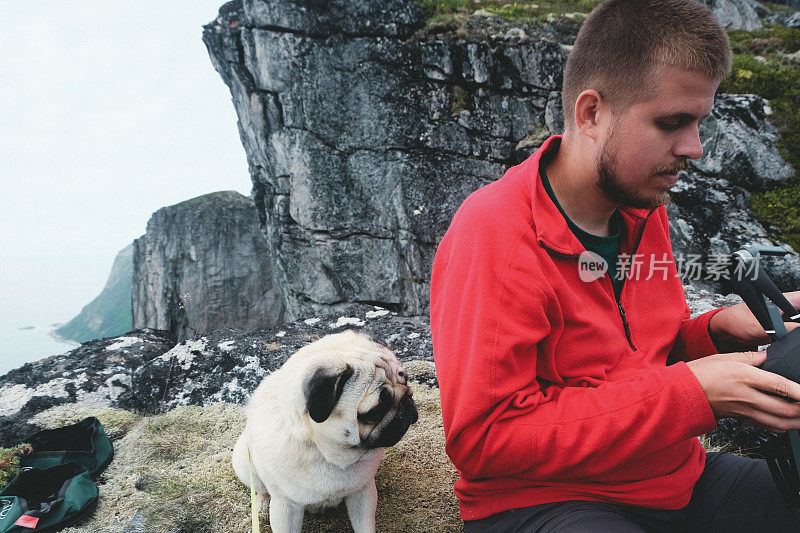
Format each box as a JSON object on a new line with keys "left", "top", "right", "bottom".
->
{"left": 24, "top": 387, "right": 460, "bottom": 532}
{"left": 722, "top": 25, "right": 800, "bottom": 251}
{"left": 30, "top": 405, "right": 143, "bottom": 441}
{"left": 750, "top": 178, "right": 800, "bottom": 252}
{"left": 0, "top": 444, "right": 31, "bottom": 488}
{"left": 723, "top": 25, "right": 800, "bottom": 169}
{"left": 415, "top": 0, "right": 599, "bottom": 25}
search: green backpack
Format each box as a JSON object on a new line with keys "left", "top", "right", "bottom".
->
{"left": 19, "top": 417, "right": 113, "bottom": 477}
{"left": 0, "top": 417, "right": 113, "bottom": 532}
{"left": 0, "top": 463, "right": 97, "bottom": 533}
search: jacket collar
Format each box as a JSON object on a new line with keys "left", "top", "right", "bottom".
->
{"left": 529, "top": 135, "right": 656, "bottom": 256}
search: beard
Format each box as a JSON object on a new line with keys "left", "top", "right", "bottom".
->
{"left": 596, "top": 134, "right": 688, "bottom": 210}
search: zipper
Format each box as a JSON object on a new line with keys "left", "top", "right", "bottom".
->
{"left": 617, "top": 298, "right": 636, "bottom": 351}
{"left": 613, "top": 207, "right": 658, "bottom": 351}
{"left": 539, "top": 207, "right": 658, "bottom": 352}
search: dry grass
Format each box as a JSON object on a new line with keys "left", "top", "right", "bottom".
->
{"left": 24, "top": 385, "right": 461, "bottom": 533}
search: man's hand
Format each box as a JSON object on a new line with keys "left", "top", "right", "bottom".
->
{"left": 687, "top": 350, "right": 800, "bottom": 433}
{"left": 708, "top": 290, "right": 800, "bottom": 352}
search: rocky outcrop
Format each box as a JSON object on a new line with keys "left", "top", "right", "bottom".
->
{"left": 698, "top": 0, "right": 764, "bottom": 30}
{"left": 667, "top": 94, "right": 800, "bottom": 294}
{"left": 770, "top": 0, "right": 800, "bottom": 9}
{"left": 202, "top": 1, "right": 569, "bottom": 320}
{"left": 0, "top": 328, "right": 175, "bottom": 447}
{"left": 132, "top": 191, "right": 284, "bottom": 341}
{"left": 202, "top": 0, "right": 798, "bottom": 319}
{"left": 0, "top": 305, "right": 431, "bottom": 445}
{"left": 759, "top": 0, "right": 800, "bottom": 26}
{"left": 55, "top": 244, "right": 134, "bottom": 343}
{"left": 696, "top": 94, "right": 793, "bottom": 191}
{"left": 128, "top": 303, "right": 432, "bottom": 413}
{"left": 2, "top": 291, "right": 768, "bottom": 484}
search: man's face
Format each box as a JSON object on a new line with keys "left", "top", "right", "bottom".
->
{"left": 595, "top": 64, "right": 719, "bottom": 210}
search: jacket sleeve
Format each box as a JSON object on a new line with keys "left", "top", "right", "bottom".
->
{"left": 667, "top": 303, "right": 725, "bottom": 362}
{"left": 431, "top": 201, "right": 717, "bottom": 481}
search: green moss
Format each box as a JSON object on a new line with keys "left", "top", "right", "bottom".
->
{"left": 760, "top": 1, "right": 795, "bottom": 14}
{"left": 426, "top": 11, "right": 469, "bottom": 30}
{"left": 451, "top": 85, "right": 469, "bottom": 116}
{"left": 720, "top": 25, "right": 800, "bottom": 250}
{"left": 750, "top": 178, "right": 800, "bottom": 253}
{"left": 727, "top": 24, "right": 800, "bottom": 56}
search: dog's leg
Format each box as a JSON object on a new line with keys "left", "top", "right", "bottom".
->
{"left": 231, "top": 432, "right": 251, "bottom": 486}
{"left": 268, "top": 496, "right": 304, "bottom": 533}
{"left": 232, "top": 432, "right": 272, "bottom": 515}
{"left": 345, "top": 479, "right": 378, "bottom": 533}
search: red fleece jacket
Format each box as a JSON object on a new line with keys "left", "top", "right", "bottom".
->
{"left": 430, "top": 136, "right": 723, "bottom": 521}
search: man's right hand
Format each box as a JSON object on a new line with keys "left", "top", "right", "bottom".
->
{"left": 686, "top": 350, "right": 800, "bottom": 434}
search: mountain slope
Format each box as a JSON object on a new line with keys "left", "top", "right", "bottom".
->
{"left": 55, "top": 244, "right": 133, "bottom": 343}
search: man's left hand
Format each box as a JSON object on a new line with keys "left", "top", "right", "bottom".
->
{"left": 709, "top": 290, "right": 800, "bottom": 352}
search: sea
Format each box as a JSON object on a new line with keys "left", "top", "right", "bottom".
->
{"left": 0, "top": 322, "right": 78, "bottom": 376}
{"left": 0, "top": 251, "right": 112, "bottom": 378}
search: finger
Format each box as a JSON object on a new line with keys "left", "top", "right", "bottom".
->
{"left": 781, "top": 290, "right": 800, "bottom": 316}
{"left": 736, "top": 400, "right": 800, "bottom": 433}
{"left": 724, "top": 350, "right": 767, "bottom": 367}
{"left": 742, "top": 415, "right": 785, "bottom": 434}
{"left": 745, "top": 388, "right": 800, "bottom": 419}
{"left": 751, "top": 370, "right": 800, "bottom": 403}
{"left": 742, "top": 411, "right": 800, "bottom": 433}
{"left": 786, "top": 322, "right": 800, "bottom": 333}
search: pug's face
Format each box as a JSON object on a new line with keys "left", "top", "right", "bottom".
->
{"left": 301, "top": 330, "right": 419, "bottom": 459}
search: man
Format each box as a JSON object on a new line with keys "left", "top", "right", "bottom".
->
{"left": 430, "top": 0, "right": 800, "bottom": 531}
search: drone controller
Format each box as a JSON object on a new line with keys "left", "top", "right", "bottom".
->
{"left": 763, "top": 331, "right": 800, "bottom": 386}
{"left": 728, "top": 244, "right": 800, "bottom": 509}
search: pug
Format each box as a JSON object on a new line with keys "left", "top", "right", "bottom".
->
{"left": 231, "top": 328, "right": 419, "bottom": 533}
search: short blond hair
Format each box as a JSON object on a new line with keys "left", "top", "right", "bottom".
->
{"left": 562, "top": 0, "right": 732, "bottom": 130}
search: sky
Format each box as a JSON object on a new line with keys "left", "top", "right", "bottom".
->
{"left": 0, "top": 0, "right": 251, "bottom": 372}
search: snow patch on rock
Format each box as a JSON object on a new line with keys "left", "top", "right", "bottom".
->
{"left": 329, "top": 317, "right": 366, "bottom": 329}
{"left": 105, "top": 337, "right": 140, "bottom": 351}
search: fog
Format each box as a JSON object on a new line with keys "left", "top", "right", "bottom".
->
{"left": 0, "top": 0, "right": 250, "bottom": 373}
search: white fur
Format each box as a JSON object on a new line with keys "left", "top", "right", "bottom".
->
{"left": 231, "top": 329, "right": 409, "bottom": 533}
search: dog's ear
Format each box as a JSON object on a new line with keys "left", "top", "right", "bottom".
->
{"left": 305, "top": 364, "right": 354, "bottom": 423}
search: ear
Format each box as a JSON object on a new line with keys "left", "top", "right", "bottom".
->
{"left": 304, "top": 364, "right": 354, "bottom": 423}
{"left": 573, "top": 89, "right": 604, "bottom": 141}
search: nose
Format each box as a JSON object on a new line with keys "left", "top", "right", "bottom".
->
{"left": 674, "top": 124, "right": 704, "bottom": 160}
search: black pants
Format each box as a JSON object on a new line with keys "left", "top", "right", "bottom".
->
{"left": 463, "top": 453, "right": 800, "bottom": 532}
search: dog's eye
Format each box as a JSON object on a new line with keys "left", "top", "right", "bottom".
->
{"left": 358, "top": 388, "right": 393, "bottom": 424}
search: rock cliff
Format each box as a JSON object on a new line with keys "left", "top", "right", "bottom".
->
{"left": 202, "top": 0, "right": 588, "bottom": 320}
{"left": 132, "top": 191, "right": 284, "bottom": 341}
{"left": 202, "top": 0, "right": 799, "bottom": 321}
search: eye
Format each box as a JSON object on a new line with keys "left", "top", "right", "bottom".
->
{"left": 657, "top": 121, "right": 681, "bottom": 132}
{"left": 358, "top": 388, "right": 393, "bottom": 424}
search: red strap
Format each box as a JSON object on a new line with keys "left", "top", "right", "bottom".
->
{"left": 15, "top": 515, "right": 39, "bottom": 529}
